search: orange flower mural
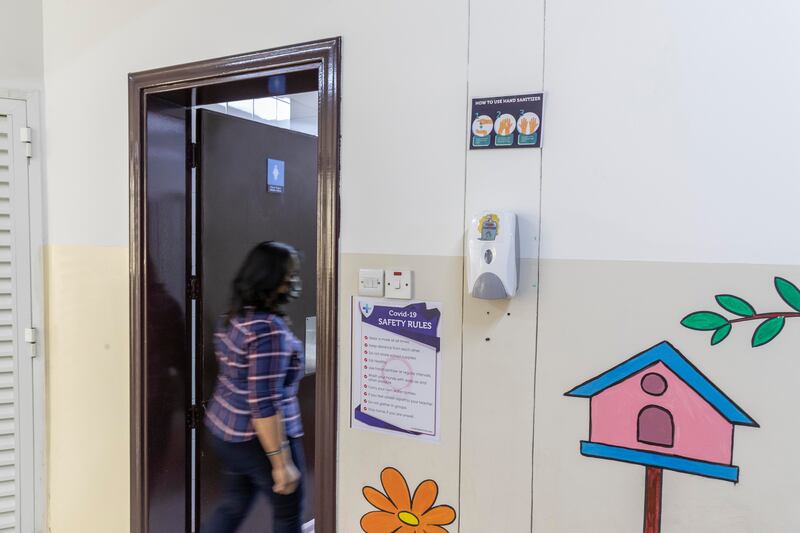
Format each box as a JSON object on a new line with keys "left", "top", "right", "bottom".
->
{"left": 361, "top": 467, "right": 457, "bottom": 533}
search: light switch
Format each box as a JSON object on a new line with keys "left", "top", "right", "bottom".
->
{"left": 359, "top": 269, "right": 384, "bottom": 297}
{"left": 385, "top": 270, "right": 413, "bottom": 299}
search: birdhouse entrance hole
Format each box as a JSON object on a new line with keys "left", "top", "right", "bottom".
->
{"left": 638, "top": 405, "right": 674, "bottom": 448}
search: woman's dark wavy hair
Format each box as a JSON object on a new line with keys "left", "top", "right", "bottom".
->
{"left": 228, "top": 241, "right": 298, "bottom": 317}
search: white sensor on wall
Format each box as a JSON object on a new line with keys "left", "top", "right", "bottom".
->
{"left": 468, "top": 211, "right": 518, "bottom": 299}
{"left": 358, "top": 269, "right": 385, "bottom": 297}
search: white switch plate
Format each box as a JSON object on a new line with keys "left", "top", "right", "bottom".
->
{"left": 385, "top": 270, "right": 413, "bottom": 299}
{"left": 358, "top": 269, "right": 385, "bottom": 297}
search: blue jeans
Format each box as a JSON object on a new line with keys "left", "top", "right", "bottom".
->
{"left": 206, "top": 435, "right": 305, "bottom": 533}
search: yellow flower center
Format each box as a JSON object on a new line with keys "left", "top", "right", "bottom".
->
{"left": 398, "top": 511, "right": 420, "bottom": 526}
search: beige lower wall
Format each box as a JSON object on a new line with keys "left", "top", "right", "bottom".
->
{"left": 459, "top": 258, "right": 538, "bottom": 532}
{"left": 43, "top": 247, "right": 800, "bottom": 532}
{"left": 533, "top": 259, "right": 800, "bottom": 533}
{"left": 43, "top": 249, "right": 466, "bottom": 532}
{"left": 45, "top": 245, "right": 130, "bottom": 532}
{"left": 337, "top": 253, "right": 464, "bottom": 532}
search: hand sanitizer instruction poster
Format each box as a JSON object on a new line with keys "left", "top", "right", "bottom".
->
{"left": 469, "top": 93, "right": 543, "bottom": 149}
{"left": 351, "top": 297, "right": 442, "bottom": 441}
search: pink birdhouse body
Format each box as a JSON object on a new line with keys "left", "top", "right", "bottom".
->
{"left": 590, "top": 361, "right": 734, "bottom": 465}
{"left": 566, "top": 341, "right": 758, "bottom": 483}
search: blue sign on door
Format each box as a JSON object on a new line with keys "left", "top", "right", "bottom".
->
{"left": 267, "top": 159, "right": 285, "bottom": 193}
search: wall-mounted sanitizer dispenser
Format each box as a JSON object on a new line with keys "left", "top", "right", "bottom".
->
{"left": 468, "top": 211, "right": 518, "bottom": 299}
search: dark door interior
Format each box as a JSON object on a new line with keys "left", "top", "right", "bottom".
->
{"left": 144, "top": 95, "right": 191, "bottom": 532}
{"left": 196, "top": 109, "right": 319, "bottom": 531}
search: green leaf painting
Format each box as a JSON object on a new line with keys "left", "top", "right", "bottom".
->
{"left": 752, "top": 317, "right": 785, "bottom": 347}
{"left": 681, "top": 277, "right": 800, "bottom": 347}
{"left": 681, "top": 312, "right": 728, "bottom": 331}
{"left": 711, "top": 324, "right": 732, "bottom": 345}
{"left": 715, "top": 295, "right": 755, "bottom": 317}
{"left": 775, "top": 277, "right": 800, "bottom": 312}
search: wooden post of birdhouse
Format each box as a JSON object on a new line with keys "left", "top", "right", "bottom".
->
{"left": 643, "top": 466, "right": 663, "bottom": 533}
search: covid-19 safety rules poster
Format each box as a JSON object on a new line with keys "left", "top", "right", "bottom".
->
{"left": 350, "top": 297, "right": 442, "bottom": 441}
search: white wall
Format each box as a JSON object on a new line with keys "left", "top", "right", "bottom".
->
{"left": 41, "top": 0, "right": 469, "bottom": 253}
{"left": 0, "top": 0, "right": 43, "bottom": 89}
{"left": 40, "top": 0, "right": 470, "bottom": 531}
{"left": 458, "top": 0, "right": 544, "bottom": 530}
{"left": 38, "top": 0, "right": 800, "bottom": 531}
{"left": 532, "top": 2, "right": 800, "bottom": 531}
{"left": 541, "top": 1, "right": 800, "bottom": 265}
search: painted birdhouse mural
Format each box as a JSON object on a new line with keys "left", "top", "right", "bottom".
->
{"left": 566, "top": 341, "right": 758, "bottom": 532}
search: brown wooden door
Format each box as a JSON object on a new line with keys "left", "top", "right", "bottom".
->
{"left": 144, "top": 95, "right": 192, "bottom": 533}
{"left": 196, "top": 109, "right": 319, "bottom": 531}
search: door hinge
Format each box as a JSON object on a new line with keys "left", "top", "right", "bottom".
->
{"left": 189, "top": 142, "right": 198, "bottom": 169}
{"left": 25, "top": 327, "right": 38, "bottom": 358}
{"left": 188, "top": 275, "right": 200, "bottom": 300}
{"left": 186, "top": 404, "right": 203, "bottom": 429}
{"left": 20, "top": 127, "right": 32, "bottom": 158}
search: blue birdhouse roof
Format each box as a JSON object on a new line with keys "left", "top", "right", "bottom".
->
{"left": 565, "top": 341, "right": 758, "bottom": 427}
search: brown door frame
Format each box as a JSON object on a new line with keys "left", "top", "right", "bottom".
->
{"left": 128, "top": 38, "right": 341, "bottom": 533}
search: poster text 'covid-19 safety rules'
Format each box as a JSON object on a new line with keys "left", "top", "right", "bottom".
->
{"left": 350, "top": 297, "right": 442, "bottom": 442}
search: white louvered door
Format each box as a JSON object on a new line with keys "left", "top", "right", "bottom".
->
{"left": 0, "top": 98, "right": 34, "bottom": 533}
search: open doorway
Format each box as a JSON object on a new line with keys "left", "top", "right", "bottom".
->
{"left": 129, "top": 39, "right": 340, "bottom": 533}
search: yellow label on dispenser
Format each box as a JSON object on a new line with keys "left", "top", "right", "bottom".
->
{"left": 478, "top": 214, "right": 499, "bottom": 241}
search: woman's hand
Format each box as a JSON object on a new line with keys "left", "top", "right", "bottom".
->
{"left": 272, "top": 460, "right": 301, "bottom": 495}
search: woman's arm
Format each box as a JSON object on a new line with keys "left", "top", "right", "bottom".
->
{"left": 247, "top": 320, "right": 300, "bottom": 494}
{"left": 253, "top": 413, "right": 300, "bottom": 494}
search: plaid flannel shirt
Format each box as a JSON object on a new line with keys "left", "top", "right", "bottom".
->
{"left": 205, "top": 310, "right": 304, "bottom": 441}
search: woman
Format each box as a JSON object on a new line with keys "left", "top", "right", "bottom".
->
{"left": 205, "top": 241, "right": 306, "bottom": 533}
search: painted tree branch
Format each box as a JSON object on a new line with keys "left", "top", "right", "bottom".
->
{"left": 728, "top": 312, "right": 800, "bottom": 324}
{"left": 681, "top": 277, "right": 800, "bottom": 347}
